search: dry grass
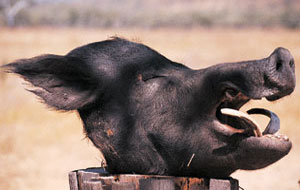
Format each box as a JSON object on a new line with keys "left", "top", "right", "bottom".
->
{"left": 0, "top": 27, "right": 300, "bottom": 190}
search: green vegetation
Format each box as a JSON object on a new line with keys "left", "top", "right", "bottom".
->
{"left": 1, "top": 0, "right": 300, "bottom": 28}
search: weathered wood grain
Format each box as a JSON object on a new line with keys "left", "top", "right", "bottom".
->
{"left": 69, "top": 167, "right": 239, "bottom": 190}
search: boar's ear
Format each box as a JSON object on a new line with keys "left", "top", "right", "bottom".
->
{"left": 3, "top": 54, "right": 98, "bottom": 110}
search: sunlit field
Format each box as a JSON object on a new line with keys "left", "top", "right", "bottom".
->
{"left": 1, "top": 27, "right": 300, "bottom": 190}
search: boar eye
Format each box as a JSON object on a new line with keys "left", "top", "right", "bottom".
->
{"left": 142, "top": 74, "right": 166, "bottom": 82}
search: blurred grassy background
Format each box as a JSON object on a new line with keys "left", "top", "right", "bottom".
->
{"left": 1, "top": 27, "right": 300, "bottom": 190}
{"left": 1, "top": 0, "right": 300, "bottom": 190}
{"left": 1, "top": 0, "right": 300, "bottom": 29}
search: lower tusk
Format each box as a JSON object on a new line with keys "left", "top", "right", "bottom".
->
{"left": 220, "top": 108, "right": 262, "bottom": 137}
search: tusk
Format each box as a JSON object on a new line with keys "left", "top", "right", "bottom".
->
{"left": 247, "top": 108, "right": 280, "bottom": 135}
{"left": 220, "top": 108, "right": 262, "bottom": 137}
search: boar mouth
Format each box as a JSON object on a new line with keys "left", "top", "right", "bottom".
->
{"left": 216, "top": 93, "right": 289, "bottom": 141}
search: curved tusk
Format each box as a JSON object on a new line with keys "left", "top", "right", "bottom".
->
{"left": 247, "top": 108, "right": 280, "bottom": 135}
{"left": 220, "top": 108, "right": 262, "bottom": 137}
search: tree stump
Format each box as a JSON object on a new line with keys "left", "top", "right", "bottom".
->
{"left": 69, "top": 167, "right": 239, "bottom": 190}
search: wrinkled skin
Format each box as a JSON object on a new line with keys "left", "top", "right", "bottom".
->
{"left": 3, "top": 38, "right": 296, "bottom": 178}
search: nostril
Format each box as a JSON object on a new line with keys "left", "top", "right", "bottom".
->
{"left": 276, "top": 60, "right": 282, "bottom": 71}
{"left": 289, "top": 60, "right": 294, "bottom": 68}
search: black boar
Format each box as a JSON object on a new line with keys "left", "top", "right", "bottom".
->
{"left": 3, "top": 37, "right": 296, "bottom": 178}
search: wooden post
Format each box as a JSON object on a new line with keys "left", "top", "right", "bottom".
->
{"left": 209, "top": 178, "right": 239, "bottom": 190}
{"left": 69, "top": 170, "right": 79, "bottom": 190}
{"left": 82, "top": 181, "right": 103, "bottom": 190}
{"left": 112, "top": 182, "right": 136, "bottom": 190}
{"left": 69, "top": 167, "right": 239, "bottom": 190}
{"left": 140, "top": 178, "right": 175, "bottom": 190}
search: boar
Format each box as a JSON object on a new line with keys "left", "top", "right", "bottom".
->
{"left": 3, "top": 38, "right": 295, "bottom": 178}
